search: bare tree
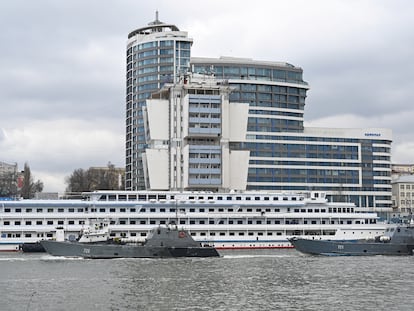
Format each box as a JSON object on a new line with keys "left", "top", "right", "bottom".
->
{"left": 20, "top": 162, "right": 44, "bottom": 199}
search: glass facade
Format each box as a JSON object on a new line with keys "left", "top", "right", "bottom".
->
{"left": 191, "top": 57, "right": 392, "bottom": 209}
{"left": 126, "top": 18, "right": 192, "bottom": 190}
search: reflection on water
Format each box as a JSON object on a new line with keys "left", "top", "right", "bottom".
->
{"left": 0, "top": 250, "right": 413, "bottom": 311}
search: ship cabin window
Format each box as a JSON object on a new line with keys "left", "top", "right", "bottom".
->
{"left": 198, "top": 196, "right": 204, "bottom": 200}
{"left": 179, "top": 220, "right": 186, "bottom": 224}
{"left": 209, "top": 208, "right": 214, "bottom": 212}
{"left": 110, "top": 208, "right": 116, "bottom": 213}
{"left": 120, "top": 220, "right": 126, "bottom": 225}
{"left": 36, "top": 208, "right": 42, "bottom": 213}
{"left": 190, "top": 220, "right": 195, "bottom": 224}
{"left": 294, "top": 209, "right": 300, "bottom": 213}
{"left": 36, "top": 221, "right": 42, "bottom": 225}
{"left": 209, "top": 220, "right": 214, "bottom": 224}
{"left": 236, "top": 196, "right": 242, "bottom": 200}
{"left": 14, "top": 208, "right": 20, "bottom": 212}
{"left": 160, "top": 208, "right": 166, "bottom": 212}
{"left": 119, "top": 195, "right": 127, "bottom": 201}
{"left": 248, "top": 232, "right": 254, "bottom": 236}
{"left": 301, "top": 209, "right": 306, "bottom": 213}
{"left": 255, "top": 197, "right": 260, "bottom": 201}
{"left": 4, "top": 221, "right": 10, "bottom": 225}
{"left": 67, "top": 208, "right": 73, "bottom": 213}
{"left": 330, "top": 221, "right": 335, "bottom": 224}
{"left": 46, "top": 233, "right": 53, "bottom": 238}
{"left": 256, "top": 208, "right": 261, "bottom": 212}
{"left": 25, "top": 233, "right": 32, "bottom": 238}
{"left": 258, "top": 232, "right": 263, "bottom": 236}
{"left": 200, "top": 220, "right": 205, "bottom": 224}
{"left": 207, "top": 196, "right": 213, "bottom": 200}
{"left": 267, "top": 220, "right": 271, "bottom": 224}
{"left": 292, "top": 197, "right": 297, "bottom": 201}
{"left": 237, "top": 220, "right": 243, "bottom": 224}
{"left": 15, "top": 221, "right": 20, "bottom": 225}
{"left": 170, "top": 195, "right": 175, "bottom": 200}
{"left": 108, "top": 195, "right": 116, "bottom": 201}
{"left": 355, "top": 221, "right": 361, "bottom": 224}
{"left": 45, "top": 208, "right": 51, "bottom": 213}
{"left": 189, "top": 196, "right": 195, "bottom": 200}
{"left": 120, "top": 208, "right": 126, "bottom": 212}
{"left": 220, "top": 232, "right": 226, "bottom": 236}
{"left": 283, "top": 197, "right": 288, "bottom": 201}
{"left": 91, "top": 208, "right": 97, "bottom": 212}
{"left": 229, "top": 232, "right": 235, "bottom": 236}
{"left": 58, "top": 221, "right": 64, "bottom": 225}
{"left": 130, "top": 232, "right": 136, "bottom": 236}
{"left": 238, "top": 232, "right": 245, "bottom": 236}
{"left": 228, "top": 208, "right": 233, "bottom": 212}
{"left": 307, "top": 209, "right": 312, "bottom": 213}
{"left": 210, "top": 232, "right": 215, "bottom": 236}
{"left": 110, "top": 233, "right": 116, "bottom": 237}
{"left": 248, "top": 220, "right": 252, "bottom": 224}
{"left": 26, "top": 208, "right": 32, "bottom": 213}
{"left": 217, "top": 196, "right": 223, "bottom": 200}
{"left": 78, "top": 208, "right": 84, "bottom": 212}
{"left": 347, "top": 220, "right": 352, "bottom": 224}
{"left": 129, "top": 195, "right": 137, "bottom": 200}
{"left": 321, "top": 209, "right": 326, "bottom": 213}
{"left": 275, "top": 220, "right": 280, "bottom": 224}
{"left": 200, "top": 232, "right": 206, "bottom": 236}
{"left": 267, "top": 232, "right": 273, "bottom": 236}
{"left": 140, "top": 220, "right": 146, "bottom": 224}
{"left": 328, "top": 208, "right": 332, "bottom": 213}
{"left": 140, "top": 208, "right": 146, "bottom": 213}
{"left": 199, "top": 208, "right": 205, "bottom": 212}
{"left": 264, "top": 197, "right": 269, "bottom": 201}
{"left": 138, "top": 195, "right": 146, "bottom": 201}
{"left": 58, "top": 208, "right": 64, "bottom": 213}
{"left": 149, "top": 195, "right": 156, "bottom": 200}
{"left": 247, "top": 208, "right": 252, "bottom": 212}
{"left": 229, "top": 220, "right": 233, "bottom": 224}
{"left": 276, "top": 232, "right": 282, "bottom": 236}
{"left": 304, "top": 220, "right": 308, "bottom": 224}
{"left": 275, "top": 208, "right": 280, "bottom": 212}
{"left": 190, "top": 233, "right": 196, "bottom": 236}
{"left": 315, "top": 209, "right": 319, "bottom": 213}
{"left": 256, "top": 220, "right": 262, "bottom": 224}
{"left": 130, "top": 208, "right": 136, "bottom": 212}
{"left": 68, "top": 221, "right": 74, "bottom": 225}
{"left": 160, "top": 220, "right": 166, "bottom": 225}
{"left": 79, "top": 221, "right": 85, "bottom": 225}
{"left": 227, "top": 196, "right": 232, "bottom": 201}
{"left": 47, "top": 221, "right": 53, "bottom": 225}
{"left": 25, "top": 221, "right": 31, "bottom": 225}
{"left": 189, "top": 208, "right": 195, "bottom": 212}
{"left": 218, "top": 208, "right": 224, "bottom": 212}
{"left": 265, "top": 208, "right": 271, "bottom": 212}
{"left": 246, "top": 197, "right": 251, "bottom": 201}
{"left": 130, "top": 220, "right": 136, "bottom": 225}
{"left": 99, "top": 208, "right": 106, "bottom": 213}
{"left": 150, "top": 220, "right": 156, "bottom": 225}
{"left": 273, "top": 197, "right": 278, "bottom": 201}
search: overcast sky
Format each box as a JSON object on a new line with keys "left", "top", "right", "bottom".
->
{"left": 1, "top": 0, "right": 413, "bottom": 192}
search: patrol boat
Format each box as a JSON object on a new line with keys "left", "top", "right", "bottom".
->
{"left": 289, "top": 221, "right": 414, "bottom": 256}
{"left": 40, "top": 223, "right": 220, "bottom": 258}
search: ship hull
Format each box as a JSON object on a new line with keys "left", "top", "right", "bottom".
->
{"left": 40, "top": 240, "right": 219, "bottom": 258}
{"left": 289, "top": 238, "right": 414, "bottom": 256}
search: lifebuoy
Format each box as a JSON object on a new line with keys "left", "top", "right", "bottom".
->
{"left": 178, "top": 231, "right": 186, "bottom": 238}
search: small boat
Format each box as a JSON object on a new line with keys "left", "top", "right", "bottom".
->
{"left": 40, "top": 223, "right": 220, "bottom": 258}
{"left": 21, "top": 242, "right": 45, "bottom": 253}
{"left": 289, "top": 222, "right": 414, "bottom": 256}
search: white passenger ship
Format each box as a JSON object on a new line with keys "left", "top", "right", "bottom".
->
{"left": 0, "top": 191, "right": 385, "bottom": 251}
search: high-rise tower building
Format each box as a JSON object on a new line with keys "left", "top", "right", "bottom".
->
{"left": 126, "top": 13, "right": 193, "bottom": 190}
{"left": 127, "top": 18, "right": 392, "bottom": 210}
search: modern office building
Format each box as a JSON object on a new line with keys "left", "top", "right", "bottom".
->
{"left": 191, "top": 57, "right": 392, "bottom": 210}
{"left": 127, "top": 17, "right": 393, "bottom": 211}
{"left": 125, "top": 13, "right": 193, "bottom": 190}
{"left": 142, "top": 73, "right": 249, "bottom": 191}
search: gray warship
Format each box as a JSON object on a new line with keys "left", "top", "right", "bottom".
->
{"left": 289, "top": 222, "right": 414, "bottom": 256}
{"left": 40, "top": 225, "right": 220, "bottom": 258}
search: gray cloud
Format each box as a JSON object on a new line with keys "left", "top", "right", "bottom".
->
{"left": 1, "top": 0, "right": 413, "bottom": 192}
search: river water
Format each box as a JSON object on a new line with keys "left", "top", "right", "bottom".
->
{"left": 1, "top": 250, "right": 413, "bottom": 311}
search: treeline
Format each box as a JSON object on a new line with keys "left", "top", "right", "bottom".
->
{"left": 65, "top": 162, "right": 125, "bottom": 193}
{"left": 0, "top": 162, "right": 43, "bottom": 199}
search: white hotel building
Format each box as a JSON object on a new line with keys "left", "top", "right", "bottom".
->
{"left": 126, "top": 16, "right": 393, "bottom": 211}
